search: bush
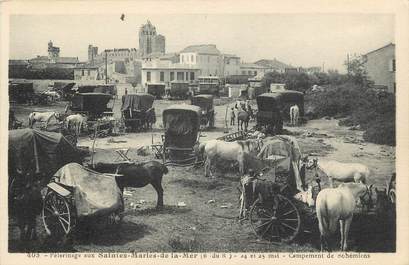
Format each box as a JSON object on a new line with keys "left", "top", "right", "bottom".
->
{"left": 306, "top": 82, "right": 395, "bottom": 146}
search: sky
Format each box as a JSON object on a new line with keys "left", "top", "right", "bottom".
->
{"left": 10, "top": 14, "right": 394, "bottom": 71}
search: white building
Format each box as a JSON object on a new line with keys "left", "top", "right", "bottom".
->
{"left": 240, "top": 63, "right": 269, "bottom": 76}
{"left": 141, "top": 59, "right": 200, "bottom": 90}
{"left": 222, "top": 54, "right": 241, "bottom": 76}
{"left": 179, "top": 44, "right": 222, "bottom": 77}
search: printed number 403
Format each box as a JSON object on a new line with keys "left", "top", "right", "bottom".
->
{"left": 27, "top": 253, "right": 40, "bottom": 258}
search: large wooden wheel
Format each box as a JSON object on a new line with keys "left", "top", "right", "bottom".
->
{"left": 42, "top": 191, "right": 73, "bottom": 237}
{"left": 249, "top": 195, "right": 301, "bottom": 243}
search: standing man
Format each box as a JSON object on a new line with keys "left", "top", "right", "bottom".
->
{"left": 230, "top": 107, "right": 236, "bottom": 126}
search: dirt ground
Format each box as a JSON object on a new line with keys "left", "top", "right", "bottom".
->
{"left": 9, "top": 93, "right": 395, "bottom": 253}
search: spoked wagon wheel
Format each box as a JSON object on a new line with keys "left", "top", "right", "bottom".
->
{"left": 388, "top": 189, "right": 396, "bottom": 204}
{"left": 42, "top": 191, "right": 73, "bottom": 237}
{"left": 249, "top": 195, "right": 301, "bottom": 243}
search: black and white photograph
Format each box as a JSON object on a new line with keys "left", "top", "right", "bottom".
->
{"left": 1, "top": 1, "right": 408, "bottom": 263}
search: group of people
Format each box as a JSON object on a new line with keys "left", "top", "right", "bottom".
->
{"left": 230, "top": 100, "right": 254, "bottom": 127}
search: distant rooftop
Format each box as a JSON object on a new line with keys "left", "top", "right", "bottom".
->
{"left": 254, "top": 58, "right": 290, "bottom": 69}
{"left": 180, "top": 44, "right": 221, "bottom": 55}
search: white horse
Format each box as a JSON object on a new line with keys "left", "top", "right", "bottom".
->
{"left": 28, "top": 112, "right": 61, "bottom": 129}
{"left": 316, "top": 183, "right": 373, "bottom": 251}
{"left": 306, "top": 158, "right": 370, "bottom": 187}
{"left": 290, "top": 104, "right": 299, "bottom": 126}
{"left": 201, "top": 139, "right": 262, "bottom": 178}
{"left": 65, "top": 114, "right": 88, "bottom": 135}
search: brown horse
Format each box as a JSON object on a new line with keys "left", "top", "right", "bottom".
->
{"left": 91, "top": 161, "right": 168, "bottom": 208}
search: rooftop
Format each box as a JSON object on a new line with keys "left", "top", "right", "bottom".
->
{"left": 55, "top": 57, "right": 80, "bottom": 64}
{"left": 180, "top": 44, "right": 221, "bottom": 55}
{"left": 363, "top": 43, "right": 395, "bottom": 56}
{"left": 254, "top": 58, "right": 290, "bottom": 69}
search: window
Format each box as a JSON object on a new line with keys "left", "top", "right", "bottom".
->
{"left": 87, "top": 70, "right": 91, "bottom": 76}
{"left": 394, "top": 82, "right": 396, "bottom": 93}
{"left": 181, "top": 55, "right": 184, "bottom": 63}
{"left": 248, "top": 71, "right": 251, "bottom": 75}
{"left": 177, "top": 72, "right": 184, "bottom": 81}
{"left": 160, "top": 71, "right": 164, "bottom": 82}
{"left": 82, "top": 70, "right": 84, "bottom": 76}
{"left": 170, "top": 72, "right": 175, "bottom": 81}
{"left": 147, "top": 71, "right": 151, "bottom": 82}
{"left": 190, "top": 72, "right": 195, "bottom": 80}
{"left": 254, "top": 71, "right": 257, "bottom": 75}
{"left": 186, "top": 72, "right": 189, "bottom": 81}
{"left": 389, "top": 59, "right": 396, "bottom": 72}
{"left": 191, "top": 55, "right": 194, "bottom": 62}
{"left": 242, "top": 70, "right": 246, "bottom": 75}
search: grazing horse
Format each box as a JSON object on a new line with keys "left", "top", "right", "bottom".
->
{"left": 306, "top": 158, "right": 370, "bottom": 187}
{"left": 91, "top": 161, "right": 168, "bottom": 208}
{"left": 65, "top": 114, "right": 88, "bottom": 135}
{"left": 316, "top": 183, "right": 373, "bottom": 251}
{"left": 145, "top": 108, "right": 156, "bottom": 130}
{"left": 28, "top": 111, "right": 61, "bottom": 129}
{"left": 201, "top": 139, "right": 262, "bottom": 178}
{"left": 289, "top": 104, "right": 300, "bottom": 126}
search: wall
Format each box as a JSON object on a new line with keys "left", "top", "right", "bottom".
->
{"left": 364, "top": 45, "right": 395, "bottom": 93}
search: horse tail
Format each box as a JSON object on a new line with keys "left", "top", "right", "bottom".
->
{"left": 316, "top": 192, "right": 334, "bottom": 237}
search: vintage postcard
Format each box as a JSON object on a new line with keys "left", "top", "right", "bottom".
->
{"left": 1, "top": 0, "right": 408, "bottom": 264}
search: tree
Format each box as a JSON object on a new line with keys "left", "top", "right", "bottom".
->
{"left": 344, "top": 55, "right": 372, "bottom": 88}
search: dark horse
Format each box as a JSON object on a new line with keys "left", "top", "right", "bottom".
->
{"left": 144, "top": 108, "right": 156, "bottom": 130}
{"left": 91, "top": 161, "right": 168, "bottom": 208}
{"left": 237, "top": 108, "right": 250, "bottom": 131}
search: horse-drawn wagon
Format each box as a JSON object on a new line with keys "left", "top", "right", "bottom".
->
{"left": 70, "top": 92, "right": 115, "bottom": 135}
{"left": 147, "top": 83, "right": 166, "bottom": 99}
{"left": 152, "top": 104, "right": 201, "bottom": 166}
{"left": 168, "top": 81, "right": 190, "bottom": 99}
{"left": 42, "top": 163, "right": 124, "bottom": 237}
{"left": 121, "top": 93, "right": 155, "bottom": 132}
{"left": 191, "top": 94, "right": 215, "bottom": 128}
{"left": 238, "top": 135, "right": 310, "bottom": 242}
{"left": 256, "top": 91, "right": 304, "bottom": 134}
{"left": 8, "top": 129, "right": 81, "bottom": 240}
{"left": 197, "top": 76, "right": 220, "bottom": 96}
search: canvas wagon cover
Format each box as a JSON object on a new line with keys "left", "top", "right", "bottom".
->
{"left": 53, "top": 163, "right": 123, "bottom": 217}
{"left": 71, "top": 93, "right": 112, "bottom": 113}
{"left": 8, "top": 129, "right": 80, "bottom": 179}
{"left": 257, "top": 135, "right": 304, "bottom": 191}
{"left": 121, "top": 94, "right": 154, "bottom": 112}
{"left": 191, "top": 95, "right": 213, "bottom": 111}
{"left": 163, "top": 105, "right": 201, "bottom": 147}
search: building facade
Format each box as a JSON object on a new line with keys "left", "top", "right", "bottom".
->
{"left": 179, "top": 44, "right": 222, "bottom": 77}
{"left": 363, "top": 43, "right": 396, "bottom": 93}
{"left": 239, "top": 63, "right": 269, "bottom": 76}
{"left": 141, "top": 59, "right": 199, "bottom": 90}
{"left": 88, "top": 45, "right": 99, "bottom": 65}
{"left": 139, "top": 20, "right": 166, "bottom": 57}
{"left": 74, "top": 65, "right": 100, "bottom": 81}
{"left": 222, "top": 54, "right": 241, "bottom": 76}
{"left": 48, "top": 41, "right": 60, "bottom": 59}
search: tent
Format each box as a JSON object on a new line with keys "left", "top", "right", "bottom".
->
{"left": 8, "top": 129, "right": 80, "bottom": 181}
{"left": 257, "top": 135, "right": 305, "bottom": 192}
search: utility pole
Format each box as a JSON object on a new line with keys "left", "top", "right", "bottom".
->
{"left": 347, "top": 53, "right": 350, "bottom": 76}
{"left": 322, "top": 62, "right": 325, "bottom": 73}
{"left": 105, "top": 52, "right": 108, "bottom": 84}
